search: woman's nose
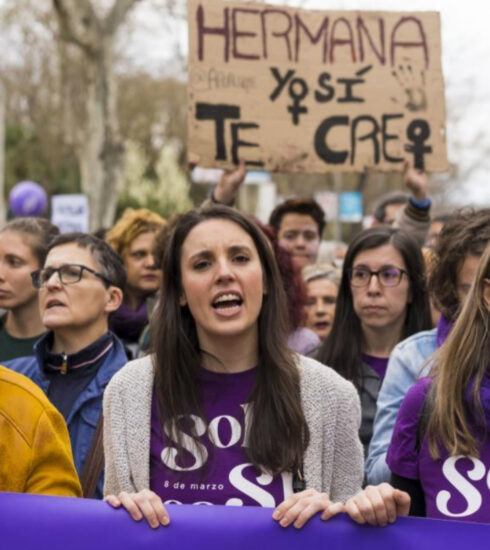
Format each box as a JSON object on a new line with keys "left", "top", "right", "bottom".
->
{"left": 215, "top": 259, "right": 234, "bottom": 281}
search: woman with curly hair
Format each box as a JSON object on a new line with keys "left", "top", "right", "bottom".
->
{"left": 106, "top": 209, "right": 167, "bottom": 352}
{"left": 257, "top": 222, "right": 319, "bottom": 355}
{"left": 366, "top": 208, "right": 490, "bottom": 484}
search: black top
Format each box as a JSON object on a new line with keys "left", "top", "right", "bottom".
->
{"left": 391, "top": 473, "right": 426, "bottom": 517}
{"left": 43, "top": 332, "right": 113, "bottom": 419}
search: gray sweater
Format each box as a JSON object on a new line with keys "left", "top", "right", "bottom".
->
{"left": 103, "top": 354, "right": 364, "bottom": 503}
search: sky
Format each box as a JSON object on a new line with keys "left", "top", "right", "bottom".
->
{"left": 1, "top": 0, "right": 487, "bottom": 206}
{"left": 123, "top": 0, "right": 490, "bottom": 207}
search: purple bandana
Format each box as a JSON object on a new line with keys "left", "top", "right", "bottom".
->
{"left": 436, "top": 315, "right": 452, "bottom": 348}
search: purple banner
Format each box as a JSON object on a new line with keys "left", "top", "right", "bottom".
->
{"left": 1, "top": 493, "right": 489, "bottom": 549}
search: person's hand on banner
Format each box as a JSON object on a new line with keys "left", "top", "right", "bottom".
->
{"left": 212, "top": 161, "right": 246, "bottom": 206}
{"left": 403, "top": 161, "right": 428, "bottom": 203}
{"left": 344, "top": 483, "right": 411, "bottom": 526}
{"left": 105, "top": 490, "right": 170, "bottom": 529}
{"left": 272, "top": 489, "right": 344, "bottom": 529}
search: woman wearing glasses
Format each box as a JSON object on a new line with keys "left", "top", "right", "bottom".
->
{"left": 315, "top": 227, "right": 432, "bottom": 454}
{"left": 5, "top": 233, "right": 127, "bottom": 498}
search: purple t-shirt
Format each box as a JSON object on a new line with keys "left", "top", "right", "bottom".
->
{"left": 362, "top": 354, "right": 389, "bottom": 380}
{"left": 150, "top": 367, "right": 292, "bottom": 507}
{"left": 387, "top": 377, "right": 490, "bottom": 522}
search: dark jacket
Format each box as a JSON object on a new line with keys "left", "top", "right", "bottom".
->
{"left": 4, "top": 332, "right": 127, "bottom": 498}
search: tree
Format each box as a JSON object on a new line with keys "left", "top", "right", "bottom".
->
{"left": 0, "top": 79, "right": 5, "bottom": 225}
{"left": 52, "top": 0, "right": 141, "bottom": 230}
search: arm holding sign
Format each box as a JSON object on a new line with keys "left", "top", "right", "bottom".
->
{"left": 394, "top": 162, "right": 431, "bottom": 247}
{"left": 344, "top": 484, "right": 411, "bottom": 526}
{"left": 202, "top": 161, "right": 247, "bottom": 208}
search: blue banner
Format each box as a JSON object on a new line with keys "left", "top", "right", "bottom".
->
{"left": 1, "top": 493, "right": 489, "bottom": 549}
{"left": 339, "top": 191, "right": 363, "bottom": 223}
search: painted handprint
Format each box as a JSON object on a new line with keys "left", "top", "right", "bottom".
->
{"left": 391, "top": 58, "right": 427, "bottom": 112}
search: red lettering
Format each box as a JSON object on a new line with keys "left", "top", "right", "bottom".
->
{"left": 329, "top": 17, "right": 356, "bottom": 63}
{"left": 357, "top": 16, "right": 385, "bottom": 65}
{"left": 390, "top": 17, "right": 429, "bottom": 69}
{"left": 294, "top": 14, "right": 329, "bottom": 63}
{"left": 232, "top": 8, "right": 261, "bottom": 60}
{"left": 197, "top": 4, "right": 230, "bottom": 62}
{"left": 261, "top": 9, "right": 292, "bottom": 61}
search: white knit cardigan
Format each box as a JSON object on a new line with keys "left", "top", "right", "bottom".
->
{"left": 103, "top": 354, "right": 364, "bottom": 503}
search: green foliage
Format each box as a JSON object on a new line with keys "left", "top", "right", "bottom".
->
{"left": 4, "top": 122, "right": 80, "bottom": 197}
{"left": 118, "top": 140, "right": 192, "bottom": 219}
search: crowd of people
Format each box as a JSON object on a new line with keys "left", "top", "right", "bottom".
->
{"left": 1, "top": 161, "right": 490, "bottom": 530}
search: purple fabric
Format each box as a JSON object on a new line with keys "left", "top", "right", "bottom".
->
{"left": 464, "top": 373, "right": 490, "bottom": 429}
{"left": 3, "top": 492, "right": 490, "bottom": 550}
{"left": 362, "top": 354, "right": 389, "bottom": 380}
{"left": 387, "top": 376, "right": 490, "bottom": 522}
{"left": 287, "top": 327, "right": 320, "bottom": 355}
{"left": 109, "top": 299, "right": 148, "bottom": 343}
{"left": 150, "top": 367, "right": 291, "bottom": 507}
{"left": 436, "top": 315, "right": 452, "bottom": 347}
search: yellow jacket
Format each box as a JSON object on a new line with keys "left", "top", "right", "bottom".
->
{"left": 0, "top": 365, "right": 82, "bottom": 496}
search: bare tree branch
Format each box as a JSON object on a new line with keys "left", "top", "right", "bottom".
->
{"left": 105, "top": 0, "right": 141, "bottom": 35}
{"left": 52, "top": 0, "right": 100, "bottom": 53}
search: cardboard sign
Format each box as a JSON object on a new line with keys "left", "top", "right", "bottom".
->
{"left": 188, "top": 0, "right": 448, "bottom": 173}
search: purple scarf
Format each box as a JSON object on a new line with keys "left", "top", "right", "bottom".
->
{"left": 436, "top": 315, "right": 452, "bottom": 347}
{"left": 465, "top": 372, "right": 490, "bottom": 431}
{"left": 109, "top": 299, "right": 148, "bottom": 343}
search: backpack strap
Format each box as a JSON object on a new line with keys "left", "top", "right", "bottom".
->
{"left": 80, "top": 414, "right": 104, "bottom": 498}
{"left": 416, "top": 386, "right": 434, "bottom": 452}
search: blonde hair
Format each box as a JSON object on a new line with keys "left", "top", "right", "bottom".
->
{"left": 106, "top": 208, "right": 167, "bottom": 256}
{"left": 427, "top": 242, "right": 490, "bottom": 458}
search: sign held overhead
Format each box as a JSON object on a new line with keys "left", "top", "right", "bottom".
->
{"left": 188, "top": 0, "right": 448, "bottom": 174}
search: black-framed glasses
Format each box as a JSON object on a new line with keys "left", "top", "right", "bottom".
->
{"left": 348, "top": 266, "right": 408, "bottom": 288}
{"left": 31, "top": 264, "right": 112, "bottom": 289}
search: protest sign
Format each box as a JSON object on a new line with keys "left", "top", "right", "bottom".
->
{"left": 51, "top": 194, "right": 90, "bottom": 233}
{"left": 1, "top": 492, "right": 490, "bottom": 550}
{"left": 188, "top": 0, "right": 448, "bottom": 173}
{"left": 339, "top": 191, "right": 363, "bottom": 222}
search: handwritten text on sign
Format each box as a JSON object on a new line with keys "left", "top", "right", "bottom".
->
{"left": 188, "top": 0, "right": 448, "bottom": 173}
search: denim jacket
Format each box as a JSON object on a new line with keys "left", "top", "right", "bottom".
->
{"left": 364, "top": 328, "right": 438, "bottom": 485}
{"left": 5, "top": 332, "right": 127, "bottom": 498}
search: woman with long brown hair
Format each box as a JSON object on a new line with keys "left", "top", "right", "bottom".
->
{"left": 103, "top": 205, "right": 408, "bottom": 528}
{"left": 387, "top": 243, "right": 490, "bottom": 522}
{"left": 315, "top": 226, "right": 432, "bottom": 454}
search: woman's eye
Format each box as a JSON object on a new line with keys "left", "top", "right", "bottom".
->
{"left": 193, "top": 261, "right": 209, "bottom": 270}
{"left": 234, "top": 255, "right": 249, "bottom": 263}
{"left": 382, "top": 269, "right": 398, "bottom": 280}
